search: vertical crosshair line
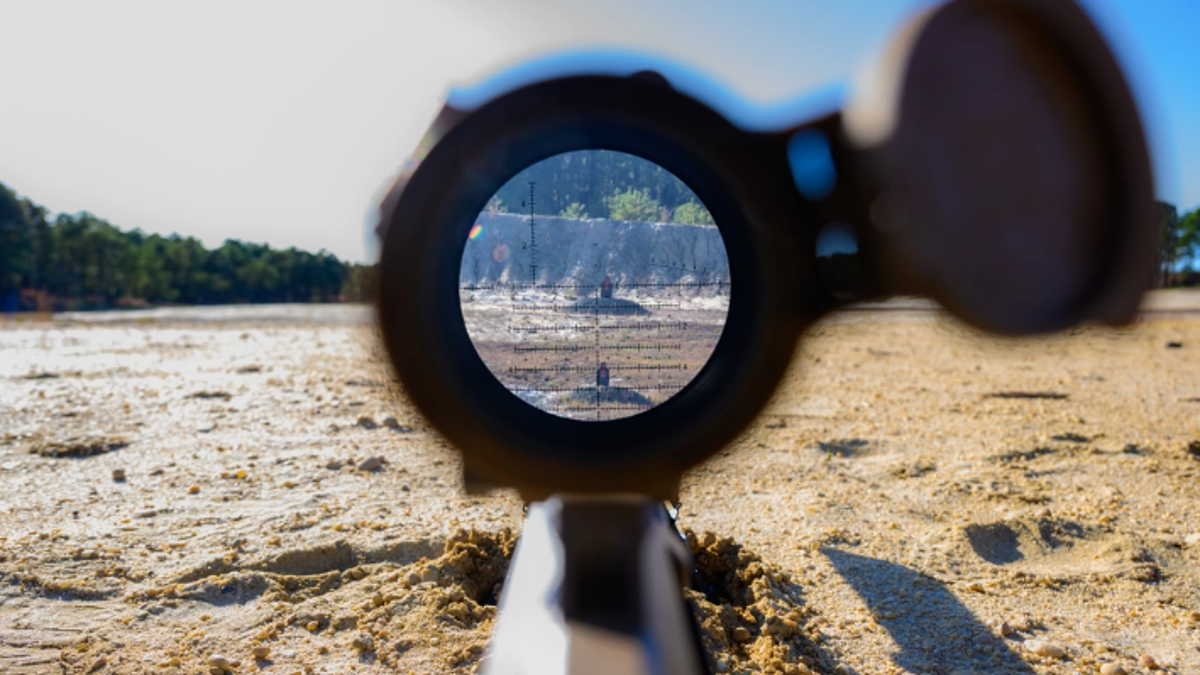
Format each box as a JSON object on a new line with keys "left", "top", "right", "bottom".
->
{"left": 527, "top": 182, "right": 538, "bottom": 282}
{"left": 593, "top": 281, "right": 601, "bottom": 420}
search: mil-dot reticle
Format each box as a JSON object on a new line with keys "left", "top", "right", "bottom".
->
{"left": 459, "top": 150, "right": 731, "bottom": 421}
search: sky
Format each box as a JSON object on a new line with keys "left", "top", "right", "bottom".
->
{"left": 0, "top": 0, "right": 1196, "bottom": 263}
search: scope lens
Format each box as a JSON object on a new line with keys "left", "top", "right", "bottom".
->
{"left": 459, "top": 150, "right": 731, "bottom": 421}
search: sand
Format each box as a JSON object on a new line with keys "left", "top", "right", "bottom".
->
{"left": 1, "top": 295, "right": 1198, "bottom": 674}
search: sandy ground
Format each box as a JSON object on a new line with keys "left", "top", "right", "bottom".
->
{"left": 1, "top": 295, "right": 1198, "bottom": 675}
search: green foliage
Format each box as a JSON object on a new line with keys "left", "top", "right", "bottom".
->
{"left": 559, "top": 202, "right": 588, "bottom": 219}
{"left": 490, "top": 150, "right": 704, "bottom": 223}
{"left": 1157, "top": 201, "right": 1180, "bottom": 286}
{"left": 0, "top": 181, "right": 375, "bottom": 311}
{"left": 671, "top": 200, "right": 714, "bottom": 225}
{"left": 605, "top": 188, "right": 662, "bottom": 223}
{"left": 1178, "top": 208, "right": 1200, "bottom": 273}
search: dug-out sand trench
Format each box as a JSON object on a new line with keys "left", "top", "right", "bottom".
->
{"left": 62, "top": 529, "right": 517, "bottom": 674}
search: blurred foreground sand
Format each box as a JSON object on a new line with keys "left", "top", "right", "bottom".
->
{"left": 1, "top": 295, "right": 1198, "bottom": 674}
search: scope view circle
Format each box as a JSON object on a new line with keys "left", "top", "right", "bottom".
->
{"left": 458, "top": 150, "right": 731, "bottom": 421}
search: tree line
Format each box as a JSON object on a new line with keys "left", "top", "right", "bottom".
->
{"left": 1157, "top": 200, "right": 1200, "bottom": 286}
{"left": 487, "top": 150, "right": 715, "bottom": 225}
{"left": 0, "top": 182, "right": 375, "bottom": 312}
{"left": 2, "top": 177, "right": 1196, "bottom": 313}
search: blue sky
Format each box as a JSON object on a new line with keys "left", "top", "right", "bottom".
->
{"left": 0, "top": 0, "right": 1195, "bottom": 262}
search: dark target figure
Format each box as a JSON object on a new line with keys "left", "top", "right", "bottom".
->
{"left": 600, "top": 275, "right": 613, "bottom": 299}
{"left": 597, "top": 362, "right": 610, "bottom": 388}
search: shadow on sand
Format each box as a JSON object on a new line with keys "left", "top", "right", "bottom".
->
{"left": 567, "top": 386, "right": 653, "bottom": 407}
{"left": 822, "top": 548, "right": 1036, "bottom": 674}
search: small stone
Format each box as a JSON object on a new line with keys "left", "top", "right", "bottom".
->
{"left": 325, "top": 459, "right": 344, "bottom": 470}
{"left": 998, "top": 622, "right": 1014, "bottom": 637}
{"left": 112, "top": 468, "right": 126, "bottom": 481}
{"left": 966, "top": 582, "right": 985, "bottom": 592}
{"left": 350, "top": 633, "right": 374, "bottom": 652}
{"left": 1139, "top": 654, "right": 1159, "bottom": 669}
{"left": 1131, "top": 564, "right": 1160, "bottom": 582}
{"left": 420, "top": 566, "right": 439, "bottom": 583}
{"left": 1187, "top": 610, "right": 1200, "bottom": 623}
{"left": 382, "top": 416, "right": 400, "bottom": 429}
{"left": 1184, "top": 533, "right": 1200, "bottom": 547}
{"left": 732, "top": 627, "right": 751, "bottom": 642}
{"left": 1025, "top": 640, "right": 1065, "bottom": 659}
{"left": 187, "top": 485, "right": 200, "bottom": 494}
{"left": 371, "top": 593, "right": 385, "bottom": 607}
{"left": 251, "top": 645, "right": 270, "bottom": 660}
{"left": 356, "top": 416, "right": 378, "bottom": 430}
{"left": 447, "top": 603, "right": 470, "bottom": 621}
{"left": 306, "top": 620, "right": 320, "bottom": 632}
{"left": 1099, "top": 663, "right": 1127, "bottom": 675}
{"left": 207, "top": 655, "right": 233, "bottom": 672}
{"left": 429, "top": 637, "right": 440, "bottom": 646}
{"left": 357, "top": 456, "right": 384, "bottom": 472}
{"left": 1166, "top": 341, "right": 1183, "bottom": 348}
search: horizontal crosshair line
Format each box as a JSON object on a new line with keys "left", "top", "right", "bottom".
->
{"left": 509, "top": 384, "right": 684, "bottom": 393}
{"left": 512, "top": 342, "right": 682, "bottom": 353}
{"left": 545, "top": 404, "right": 655, "bottom": 413}
{"left": 599, "top": 342, "right": 682, "bottom": 351}
{"left": 602, "top": 321, "right": 691, "bottom": 331}
{"left": 506, "top": 321, "right": 691, "bottom": 334}
{"left": 510, "top": 302, "right": 682, "bottom": 312}
{"left": 508, "top": 363, "right": 688, "bottom": 374}
{"left": 460, "top": 281, "right": 729, "bottom": 291}
{"left": 507, "top": 323, "right": 591, "bottom": 333}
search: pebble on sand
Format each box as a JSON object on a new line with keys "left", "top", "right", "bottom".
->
{"left": 1139, "top": 654, "right": 1159, "bottom": 669}
{"left": 998, "top": 622, "right": 1014, "bottom": 637}
{"left": 112, "top": 468, "right": 126, "bottom": 481}
{"left": 187, "top": 485, "right": 200, "bottom": 494}
{"left": 358, "top": 456, "right": 384, "bottom": 472}
{"left": 207, "top": 655, "right": 233, "bottom": 672}
{"left": 251, "top": 645, "right": 270, "bottom": 660}
{"left": 382, "top": 416, "right": 414, "bottom": 432}
{"left": 1025, "top": 640, "right": 1065, "bottom": 659}
{"left": 1099, "top": 663, "right": 1127, "bottom": 675}
{"left": 350, "top": 633, "right": 375, "bottom": 652}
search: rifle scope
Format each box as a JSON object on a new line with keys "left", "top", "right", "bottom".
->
{"left": 375, "top": 0, "right": 1155, "bottom": 501}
